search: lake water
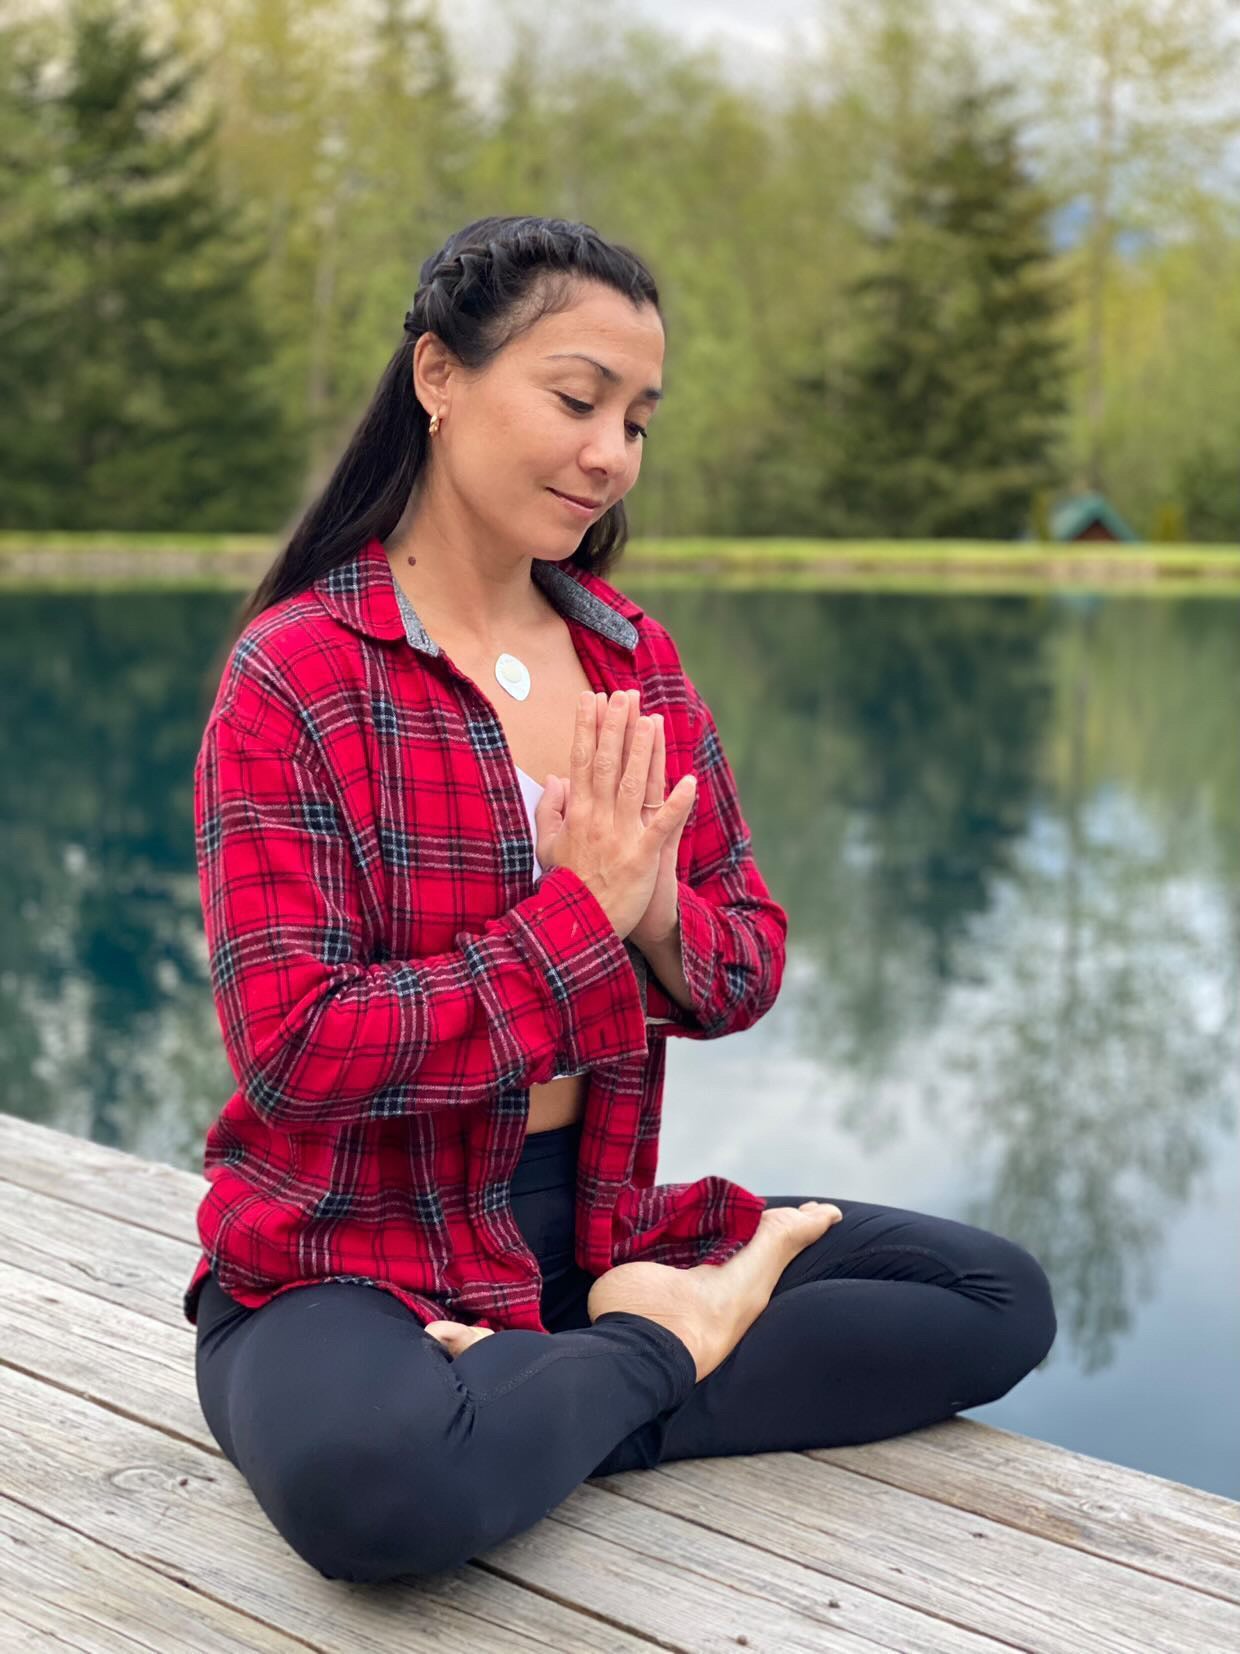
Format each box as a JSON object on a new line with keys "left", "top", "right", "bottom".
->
{"left": 2, "top": 580, "right": 1237, "bottom": 1498}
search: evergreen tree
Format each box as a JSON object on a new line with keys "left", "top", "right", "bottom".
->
{"left": 0, "top": 15, "right": 67, "bottom": 525}
{"left": 828, "top": 80, "right": 1071, "bottom": 539}
{"left": 0, "top": 0, "right": 302, "bottom": 532}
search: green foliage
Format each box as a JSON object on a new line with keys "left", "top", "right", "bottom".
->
{"left": 826, "top": 79, "right": 1070, "bottom": 538}
{"left": 1030, "top": 490, "right": 1052, "bottom": 541}
{"left": 1176, "top": 447, "right": 1240, "bottom": 544}
{"left": 2, "top": 0, "right": 1240, "bottom": 538}
{"left": 0, "top": 0, "right": 302, "bottom": 531}
{"left": 1150, "top": 501, "right": 1186, "bottom": 543}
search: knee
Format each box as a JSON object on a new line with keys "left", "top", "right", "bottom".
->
{"left": 271, "top": 1429, "right": 495, "bottom": 1583}
{"left": 993, "top": 1239, "right": 1058, "bottom": 1387}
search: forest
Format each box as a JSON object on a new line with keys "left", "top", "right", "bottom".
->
{"left": 4, "top": 0, "right": 1240, "bottom": 543}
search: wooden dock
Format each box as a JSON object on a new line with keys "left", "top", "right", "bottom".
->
{"left": 2, "top": 1111, "right": 1237, "bottom": 1652}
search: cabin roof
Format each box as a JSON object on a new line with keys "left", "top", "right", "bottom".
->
{"left": 1050, "top": 491, "right": 1139, "bottom": 542}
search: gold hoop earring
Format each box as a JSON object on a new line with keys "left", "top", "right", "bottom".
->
{"left": 428, "top": 411, "right": 442, "bottom": 436}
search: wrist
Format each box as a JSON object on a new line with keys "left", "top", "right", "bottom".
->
{"left": 632, "top": 896, "right": 681, "bottom": 950}
{"left": 635, "top": 917, "right": 694, "bottom": 1013}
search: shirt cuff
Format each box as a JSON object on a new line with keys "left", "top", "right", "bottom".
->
{"left": 508, "top": 866, "right": 650, "bottom": 1067}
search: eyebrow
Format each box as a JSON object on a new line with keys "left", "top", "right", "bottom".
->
{"left": 544, "top": 352, "right": 664, "bottom": 405}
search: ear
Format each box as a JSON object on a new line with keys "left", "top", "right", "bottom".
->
{"left": 413, "top": 332, "right": 454, "bottom": 414}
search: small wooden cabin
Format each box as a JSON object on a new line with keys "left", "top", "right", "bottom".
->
{"left": 1050, "top": 492, "right": 1139, "bottom": 543}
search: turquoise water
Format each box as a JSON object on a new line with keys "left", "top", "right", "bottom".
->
{"left": 2, "top": 582, "right": 1236, "bottom": 1496}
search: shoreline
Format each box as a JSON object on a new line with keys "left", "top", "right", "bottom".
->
{"left": 3, "top": 533, "right": 1239, "bottom": 597}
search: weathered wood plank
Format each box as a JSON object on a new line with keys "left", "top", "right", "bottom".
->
{"left": 592, "top": 1451, "right": 1240, "bottom": 1654}
{"left": 5, "top": 1150, "right": 1234, "bottom": 1624}
{"left": 514, "top": 1480, "right": 1010, "bottom": 1653}
{"left": 0, "top": 1112, "right": 200, "bottom": 1241}
{"left": 3, "top": 1110, "right": 1237, "bottom": 1654}
{"left": 0, "top": 1176, "right": 197, "bottom": 1330}
{"left": 0, "top": 1365, "right": 665, "bottom": 1652}
{"left": 0, "top": 1493, "right": 314, "bottom": 1652}
{"left": 808, "top": 1429, "right": 1240, "bottom": 1604}
{"left": 4, "top": 1243, "right": 1236, "bottom": 1654}
{"left": 2, "top": 1261, "right": 980, "bottom": 1652}
{"left": 0, "top": 1258, "right": 211, "bottom": 1447}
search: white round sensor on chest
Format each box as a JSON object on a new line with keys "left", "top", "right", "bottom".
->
{"left": 494, "top": 652, "right": 532, "bottom": 702}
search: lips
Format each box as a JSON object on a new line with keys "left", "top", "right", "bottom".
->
{"left": 549, "top": 488, "right": 604, "bottom": 509}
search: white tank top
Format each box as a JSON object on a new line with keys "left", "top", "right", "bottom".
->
{"left": 515, "top": 765, "right": 548, "bottom": 876}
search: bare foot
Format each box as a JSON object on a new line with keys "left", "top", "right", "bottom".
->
{"left": 586, "top": 1202, "right": 842, "bottom": 1382}
{"left": 424, "top": 1320, "right": 496, "bottom": 1358}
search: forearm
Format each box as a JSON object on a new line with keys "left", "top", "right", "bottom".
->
{"left": 202, "top": 715, "right": 651, "bottom": 1123}
{"left": 631, "top": 874, "right": 787, "bottom": 1037}
{"left": 637, "top": 918, "right": 695, "bottom": 1013}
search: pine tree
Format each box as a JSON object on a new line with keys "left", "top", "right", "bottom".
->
{"left": 0, "top": 15, "right": 68, "bottom": 524}
{"left": 0, "top": 0, "right": 302, "bottom": 532}
{"left": 829, "top": 80, "right": 1071, "bottom": 540}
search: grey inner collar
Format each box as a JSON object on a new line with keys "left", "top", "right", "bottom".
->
{"left": 391, "top": 561, "right": 637, "bottom": 655}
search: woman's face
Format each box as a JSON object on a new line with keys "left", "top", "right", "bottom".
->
{"left": 421, "top": 279, "right": 665, "bottom": 560}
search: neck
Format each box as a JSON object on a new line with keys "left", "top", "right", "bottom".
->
{"left": 382, "top": 483, "right": 548, "bottom": 649}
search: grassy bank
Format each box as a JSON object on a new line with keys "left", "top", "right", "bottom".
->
{"left": 2, "top": 531, "right": 1239, "bottom": 597}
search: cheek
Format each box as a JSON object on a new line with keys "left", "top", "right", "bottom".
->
{"left": 499, "top": 398, "right": 566, "bottom": 472}
{"left": 458, "top": 401, "right": 546, "bottom": 496}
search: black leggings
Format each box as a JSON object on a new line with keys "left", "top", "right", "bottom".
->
{"left": 194, "top": 1121, "right": 1056, "bottom": 1582}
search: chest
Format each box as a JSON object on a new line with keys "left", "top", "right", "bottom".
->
{"left": 339, "top": 608, "right": 683, "bottom": 960}
{"left": 437, "top": 619, "right": 598, "bottom": 787}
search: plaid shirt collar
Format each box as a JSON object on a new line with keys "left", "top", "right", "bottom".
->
{"left": 314, "top": 534, "right": 644, "bottom": 655}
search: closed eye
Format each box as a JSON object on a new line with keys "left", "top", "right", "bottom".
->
{"left": 557, "top": 393, "right": 648, "bottom": 441}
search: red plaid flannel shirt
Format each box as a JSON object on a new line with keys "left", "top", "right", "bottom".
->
{"left": 183, "top": 534, "right": 786, "bottom": 1332}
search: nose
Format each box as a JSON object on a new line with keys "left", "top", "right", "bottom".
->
{"left": 578, "top": 421, "right": 635, "bottom": 483}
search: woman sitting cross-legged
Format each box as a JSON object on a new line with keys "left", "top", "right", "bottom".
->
{"left": 186, "top": 212, "right": 1057, "bottom": 1585}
